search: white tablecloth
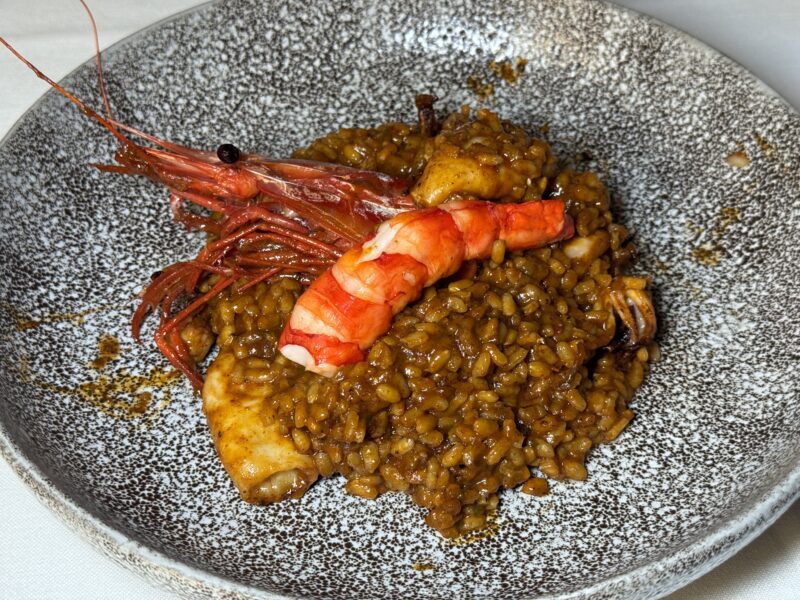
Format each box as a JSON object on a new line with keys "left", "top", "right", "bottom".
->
{"left": 0, "top": 1, "right": 798, "bottom": 598}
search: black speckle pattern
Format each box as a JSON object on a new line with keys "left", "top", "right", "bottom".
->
{"left": 0, "top": 1, "right": 798, "bottom": 598}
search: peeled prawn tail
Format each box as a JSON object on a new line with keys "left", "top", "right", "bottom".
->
{"left": 278, "top": 198, "right": 574, "bottom": 375}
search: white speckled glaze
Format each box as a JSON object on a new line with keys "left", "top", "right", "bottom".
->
{"left": 0, "top": 1, "right": 798, "bottom": 598}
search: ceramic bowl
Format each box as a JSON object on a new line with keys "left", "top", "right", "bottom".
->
{"left": 0, "top": 0, "right": 798, "bottom": 598}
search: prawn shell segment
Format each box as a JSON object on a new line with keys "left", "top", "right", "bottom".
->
{"left": 281, "top": 270, "right": 392, "bottom": 346}
{"left": 495, "top": 200, "right": 575, "bottom": 250}
{"left": 362, "top": 208, "right": 465, "bottom": 286}
{"left": 333, "top": 251, "right": 429, "bottom": 311}
{"left": 439, "top": 199, "right": 500, "bottom": 259}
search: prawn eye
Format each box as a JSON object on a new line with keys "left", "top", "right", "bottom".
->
{"left": 216, "top": 143, "right": 241, "bottom": 164}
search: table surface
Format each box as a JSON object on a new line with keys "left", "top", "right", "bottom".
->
{"left": 1, "top": 1, "right": 798, "bottom": 599}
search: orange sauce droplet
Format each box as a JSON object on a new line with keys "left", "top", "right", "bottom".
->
{"left": 3, "top": 302, "right": 120, "bottom": 331}
{"left": 88, "top": 333, "right": 120, "bottom": 370}
{"left": 18, "top": 332, "right": 182, "bottom": 421}
{"left": 725, "top": 150, "right": 750, "bottom": 169}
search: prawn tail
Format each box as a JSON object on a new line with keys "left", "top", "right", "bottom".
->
{"left": 494, "top": 200, "right": 575, "bottom": 250}
{"left": 278, "top": 326, "right": 364, "bottom": 377}
{"left": 279, "top": 198, "right": 575, "bottom": 376}
{"left": 278, "top": 269, "right": 392, "bottom": 375}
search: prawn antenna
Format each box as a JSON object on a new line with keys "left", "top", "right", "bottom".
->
{"left": 79, "top": 0, "right": 114, "bottom": 123}
{"left": 0, "top": 36, "right": 130, "bottom": 147}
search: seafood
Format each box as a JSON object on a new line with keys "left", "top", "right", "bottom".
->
{"left": 3, "top": 5, "right": 659, "bottom": 533}
{"left": 1, "top": 26, "right": 582, "bottom": 387}
{"left": 563, "top": 232, "right": 656, "bottom": 348}
{"left": 279, "top": 199, "right": 574, "bottom": 375}
{"left": 203, "top": 352, "right": 318, "bottom": 502}
{"left": 606, "top": 276, "right": 658, "bottom": 348}
{"left": 1, "top": 27, "right": 415, "bottom": 390}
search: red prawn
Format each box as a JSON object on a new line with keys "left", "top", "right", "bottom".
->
{"left": 1, "top": 3, "right": 416, "bottom": 390}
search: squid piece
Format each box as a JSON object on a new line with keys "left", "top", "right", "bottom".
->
{"left": 202, "top": 353, "right": 318, "bottom": 502}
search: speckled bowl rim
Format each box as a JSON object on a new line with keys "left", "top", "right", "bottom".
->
{"left": 0, "top": 1, "right": 797, "bottom": 598}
